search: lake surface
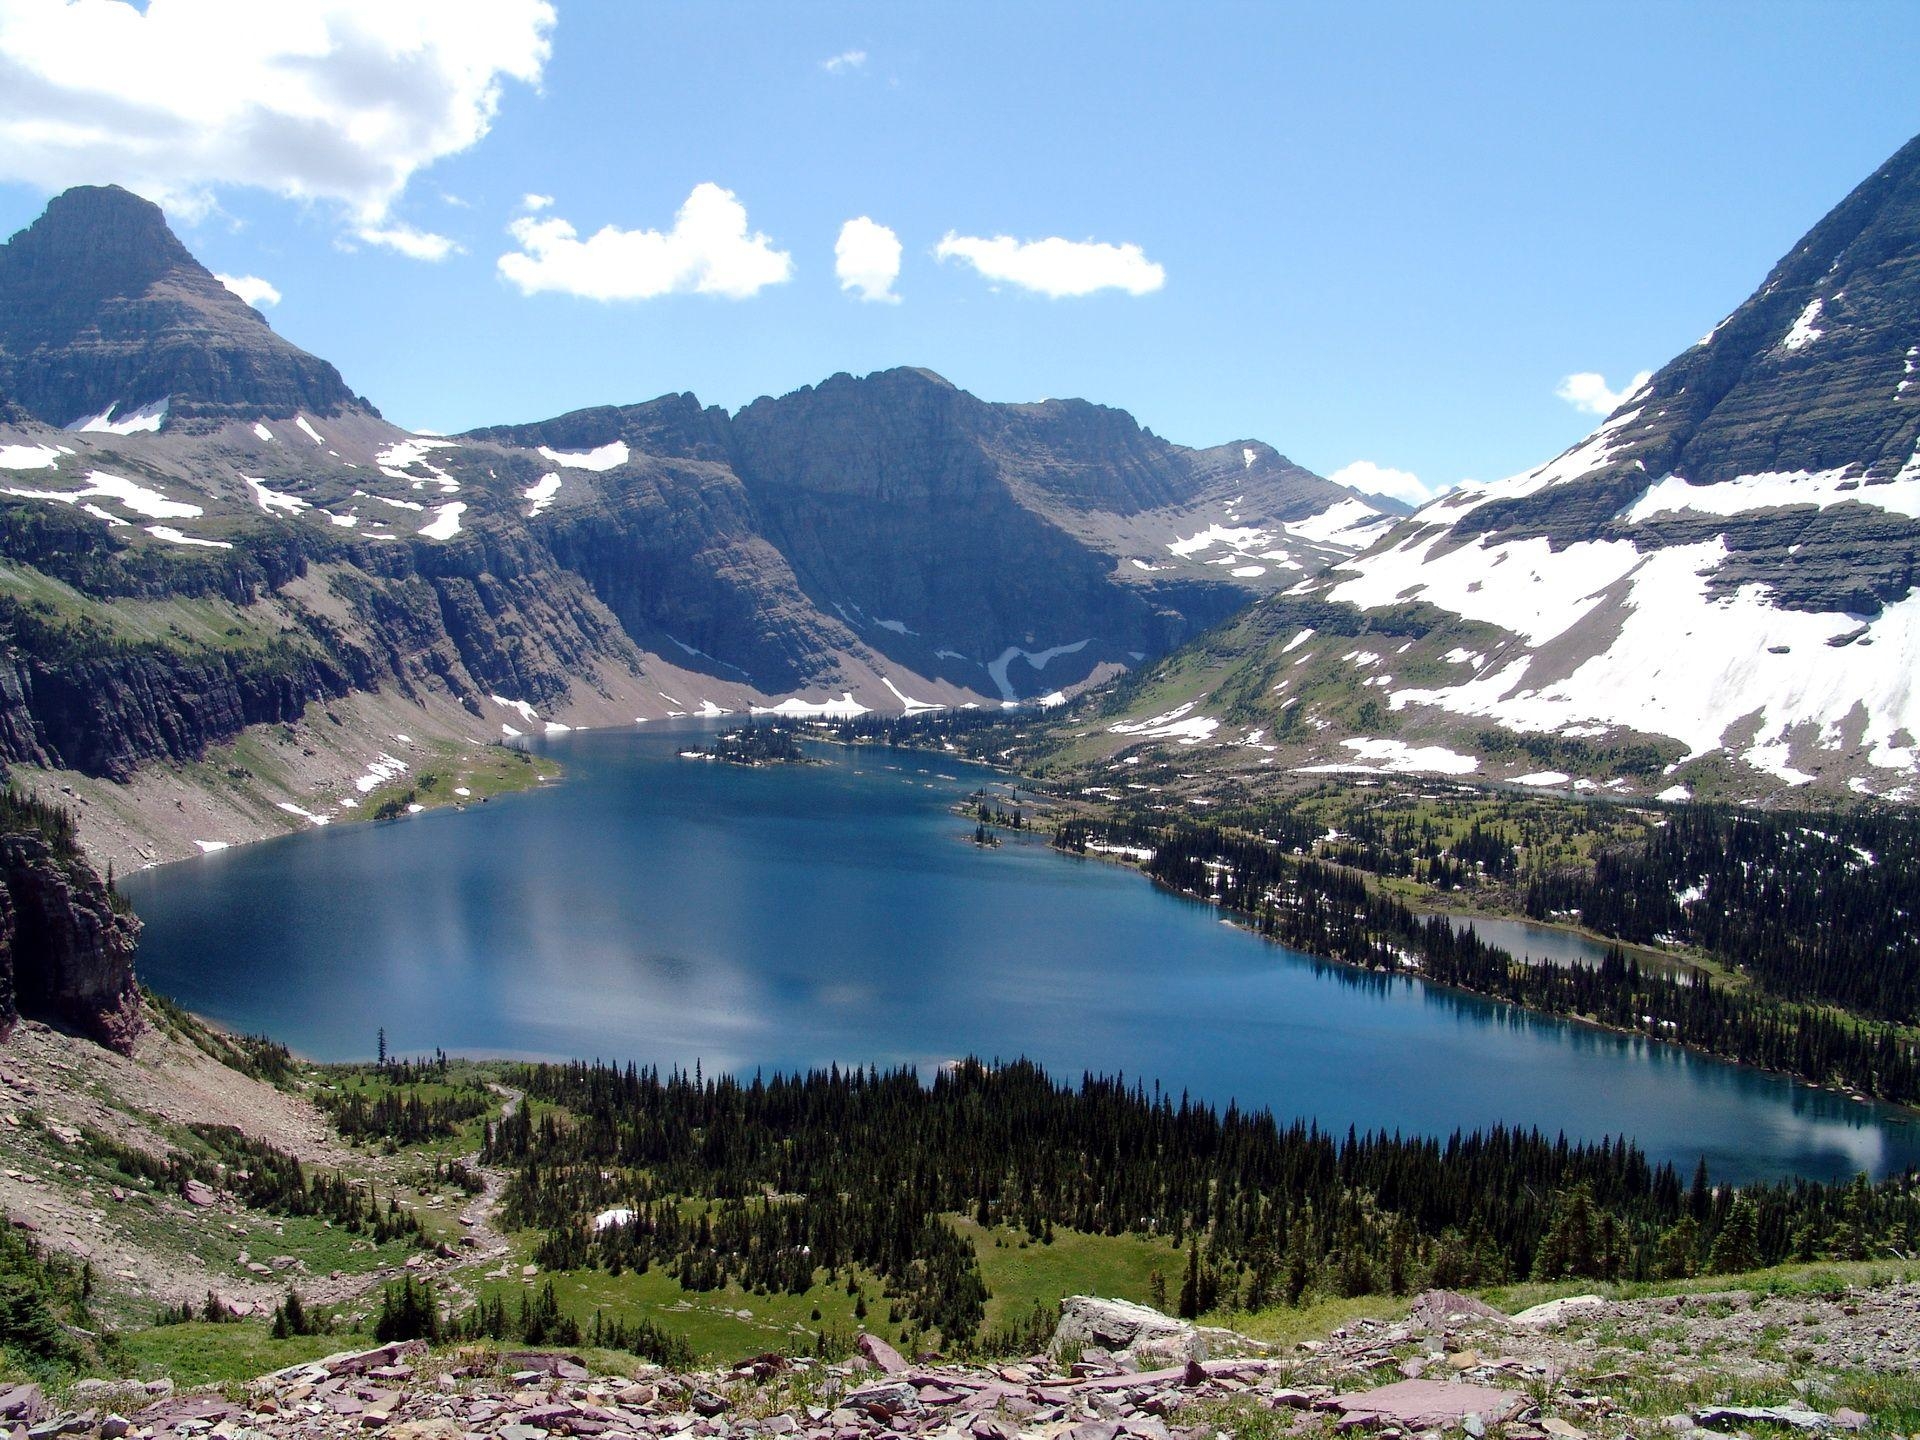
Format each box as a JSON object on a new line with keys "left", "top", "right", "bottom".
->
{"left": 123, "top": 725, "right": 1920, "bottom": 1185}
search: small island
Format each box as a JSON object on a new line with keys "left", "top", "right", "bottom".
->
{"left": 680, "top": 721, "right": 822, "bottom": 767}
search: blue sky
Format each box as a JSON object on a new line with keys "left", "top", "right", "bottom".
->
{"left": 1, "top": 1, "right": 1916, "bottom": 500}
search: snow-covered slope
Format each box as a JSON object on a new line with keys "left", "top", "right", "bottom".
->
{"left": 1082, "top": 132, "right": 1920, "bottom": 801}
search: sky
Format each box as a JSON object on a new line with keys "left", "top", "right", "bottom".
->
{"left": 0, "top": 2, "right": 1916, "bottom": 504}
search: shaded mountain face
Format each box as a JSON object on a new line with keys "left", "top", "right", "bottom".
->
{"left": 1085, "top": 133, "right": 1920, "bottom": 802}
{"left": 0, "top": 185, "right": 370, "bottom": 428}
{"left": 471, "top": 366, "right": 1387, "bottom": 698}
{"left": 0, "top": 185, "right": 1396, "bottom": 839}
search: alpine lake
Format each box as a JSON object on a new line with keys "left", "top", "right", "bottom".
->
{"left": 122, "top": 722, "right": 1920, "bottom": 1186}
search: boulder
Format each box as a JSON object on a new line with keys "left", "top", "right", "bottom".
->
{"left": 1052, "top": 1296, "right": 1262, "bottom": 1369}
{"left": 1507, "top": 1295, "right": 1606, "bottom": 1328}
{"left": 1407, "top": 1290, "right": 1507, "bottom": 1328}
{"left": 857, "top": 1332, "right": 910, "bottom": 1376}
{"left": 1325, "top": 1379, "right": 1526, "bottom": 1428}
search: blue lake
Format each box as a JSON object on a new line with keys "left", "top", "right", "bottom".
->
{"left": 122, "top": 725, "right": 1920, "bottom": 1185}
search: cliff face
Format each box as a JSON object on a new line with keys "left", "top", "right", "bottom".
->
{"left": 0, "top": 817, "right": 141, "bottom": 1053}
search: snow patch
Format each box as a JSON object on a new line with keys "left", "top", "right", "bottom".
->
{"left": 294, "top": 415, "right": 326, "bottom": 446}
{"left": 419, "top": 501, "right": 466, "bottom": 540}
{"left": 0, "top": 444, "right": 62, "bottom": 470}
{"left": 1781, "top": 297, "right": 1824, "bottom": 352}
{"left": 243, "top": 475, "right": 308, "bottom": 515}
{"left": 1624, "top": 466, "right": 1920, "bottom": 523}
{"left": 881, "top": 676, "right": 942, "bottom": 713}
{"left": 67, "top": 399, "right": 167, "bottom": 435}
{"left": 1298, "top": 737, "right": 1479, "bottom": 776}
{"left": 986, "top": 639, "right": 1089, "bottom": 702}
{"left": 4, "top": 469, "right": 202, "bottom": 520}
{"left": 145, "top": 525, "right": 231, "bottom": 549}
{"left": 353, "top": 753, "right": 409, "bottom": 793}
{"left": 750, "top": 693, "right": 870, "bottom": 719}
{"left": 538, "top": 441, "right": 629, "bottom": 471}
{"left": 1333, "top": 530, "right": 1643, "bottom": 646}
{"left": 523, "top": 472, "right": 562, "bottom": 517}
{"left": 1110, "top": 700, "right": 1220, "bottom": 744}
{"left": 252, "top": 422, "right": 276, "bottom": 443}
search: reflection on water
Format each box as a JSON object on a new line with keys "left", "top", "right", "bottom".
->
{"left": 123, "top": 725, "right": 1920, "bottom": 1185}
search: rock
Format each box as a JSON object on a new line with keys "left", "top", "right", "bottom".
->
{"left": 181, "top": 1178, "right": 217, "bottom": 1207}
{"left": 99, "top": 1417, "right": 129, "bottom": 1440}
{"left": 502, "top": 1351, "right": 591, "bottom": 1381}
{"left": 1506, "top": 1297, "right": 1605, "bottom": 1329}
{"left": 1325, "top": 1380, "right": 1526, "bottom": 1429}
{"left": 857, "top": 1334, "right": 910, "bottom": 1376}
{"left": 387, "top": 1424, "right": 464, "bottom": 1440}
{"left": 1541, "top": 1420, "right": 1587, "bottom": 1440}
{"left": 1406, "top": 1292, "right": 1507, "bottom": 1329}
{"left": 690, "top": 1391, "right": 730, "bottom": 1417}
{"left": 0, "top": 831, "right": 142, "bottom": 1052}
{"left": 844, "top": 1383, "right": 919, "bottom": 1419}
{"left": 0, "top": 1384, "right": 46, "bottom": 1423}
{"left": 1828, "top": 1411, "right": 1868, "bottom": 1432}
{"left": 1052, "top": 1297, "right": 1263, "bottom": 1370}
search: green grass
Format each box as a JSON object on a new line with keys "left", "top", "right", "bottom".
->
{"left": 1483, "top": 1257, "right": 1920, "bottom": 1312}
{"left": 116, "top": 1321, "right": 360, "bottom": 1387}
{"left": 1205, "top": 1292, "right": 1409, "bottom": 1349}
{"left": 957, "top": 1216, "right": 1183, "bottom": 1329}
{"left": 460, "top": 1240, "right": 905, "bottom": 1363}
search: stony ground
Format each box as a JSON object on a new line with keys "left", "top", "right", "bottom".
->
{"left": 6, "top": 1285, "right": 1918, "bottom": 1440}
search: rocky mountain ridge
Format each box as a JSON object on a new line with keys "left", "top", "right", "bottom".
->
{"left": 1078, "top": 131, "right": 1920, "bottom": 802}
{"left": 0, "top": 185, "right": 1396, "bottom": 860}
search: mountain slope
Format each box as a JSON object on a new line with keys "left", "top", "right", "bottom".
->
{"left": 1081, "top": 132, "right": 1920, "bottom": 802}
{"left": 0, "top": 186, "right": 372, "bottom": 428}
{"left": 0, "top": 185, "right": 1395, "bottom": 861}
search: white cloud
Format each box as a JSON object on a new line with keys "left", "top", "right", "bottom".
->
{"left": 521, "top": 192, "right": 554, "bottom": 212}
{"left": 497, "top": 183, "right": 794, "bottom": 301}
{"left": 821, "top": 49, "right": 867, "bottom": 73}
{"left": 0, "top": 0, "right": 553, "bottom": 248}
{"left": 1555, "top": 368, "right": 1654, "bottom": 416}
{"left": 835, "top": 216, "right": 901, "bottom": 303}
{"left": 934, "top": 232, "right": 1164, "bottom": 298}
{"left": 356, "top": 222, "right": 461, "bottom": 261}
{"left": 1330, "top": 460, "right": 1436, "bottom": 507}
{"left": 215, "top": 272, "right": 281, "bottom": 308}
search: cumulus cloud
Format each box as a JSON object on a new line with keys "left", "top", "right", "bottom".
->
{"left": 0, "top": 0, "right": 553, "bottom": 248}
{"left": 1555, "top": 368, "right": 1653, "bottom": 416}
{"left": 1330, "top": 460, "right": 1437, "bottom": 507}
{"left": 215, "top": 272, "right": 282, "bottom": 308}
{"left": 356, "top": 222, "right": 462, "bottom": 261}
{"left": 521, "top": 192, "right": 554, "bottom": 212}
{"left": 835, "top": 216, "right": 901, "bottom": 303}
{"left": 497, "top": 183, "right": 794, "bottom": 301}
{"left": 934, "top": 232, "right": 1164, "bottom": 298}
{"left": 821, "top": 49, "right": 867, "bottom": 73}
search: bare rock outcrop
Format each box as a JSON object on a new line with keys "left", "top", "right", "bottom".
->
{"left": 0, "top": 826, "right": 142, "bottom": 1053}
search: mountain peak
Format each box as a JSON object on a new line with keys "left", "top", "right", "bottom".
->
{"left": 0, "top": 183, "right": 373, "bottom": 428}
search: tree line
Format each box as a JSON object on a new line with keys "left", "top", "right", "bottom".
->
{"left": 1058, "top": 817, "right": 1920, "bottom": 1105}
{"left": 477, "top": 1057, "right": 1920, "bottom": 1352}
